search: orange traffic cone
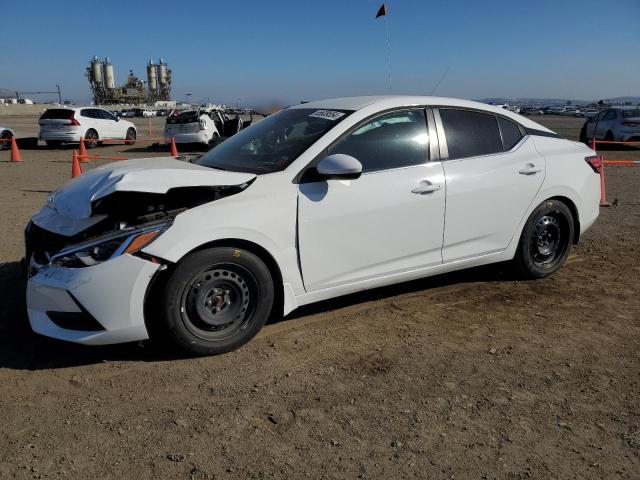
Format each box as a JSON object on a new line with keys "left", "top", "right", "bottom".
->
{"left": 10, "top": 136, "right": 21, "bottom": 162}
{"left": 170, "top": 137, "right": 178, "bottom": 156}
{"left": 79, "top": 138, "right": 88, "bottom": 160}
{"left": 71, "top": 151, "right": 83, "bottom": 178}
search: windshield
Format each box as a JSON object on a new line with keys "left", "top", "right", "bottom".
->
{"left": 622, "top": 109, "right": 640, "bottom": 118}
{"left": 196, "top": 108, "right": 353, "bottom": 174}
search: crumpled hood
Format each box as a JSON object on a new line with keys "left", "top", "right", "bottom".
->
{"left": 45, "top": 157, "right": 256, "bottom": 220}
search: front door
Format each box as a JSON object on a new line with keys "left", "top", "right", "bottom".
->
{"left": 297, "top": 109, "right": 446, "bottom": 292}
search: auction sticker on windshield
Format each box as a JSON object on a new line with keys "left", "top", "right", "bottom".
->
{"left": 309, "top": 110, "right": 346, "bottom": 121}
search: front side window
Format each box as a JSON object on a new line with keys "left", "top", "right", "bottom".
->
{"left": 329, "top": 110, "right": 429, "bottom": 173}
{"left": 440, "top": 109, "right": 503, "bottom": 160}
{"left": 196, "top": 108, "right": 353, "bottom": 174}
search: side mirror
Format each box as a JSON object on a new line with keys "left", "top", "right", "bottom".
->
{"left": 316, "top": 154, "right": 362, "bottom": 180}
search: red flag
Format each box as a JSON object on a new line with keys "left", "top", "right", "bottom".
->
{"left": 375, "top": 3, "right": 387, "bottom": 18}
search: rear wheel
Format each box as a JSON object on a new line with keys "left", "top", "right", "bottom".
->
{"left": 125, "top": 128, "right": 136, "bottom": 145}
{"left": 579, "top": 124, "right": 588, "bottom": 145}
{"left": 604, "top": 130, "right": 614, "bottom": 142}
{"left": 154, "top": 247, "right": 274, "bottom": 356}
{"left": 512, "top": 199, "right": 574, "bottom": 279}
{"left": 0, "top": 130, "right": 12, "bottom": 150}
{"left": 84, "top": 129, "right": 99, "bottom": 149}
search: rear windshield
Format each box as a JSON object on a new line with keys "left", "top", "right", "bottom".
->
{"left": 166, "top": 111, "right": 201, "bottom": 124}
{"left": 622, "top": 109, "right": 640, "bottom": 118}
{"left": 40, "top": 109, "right": 74, "bottom": 120}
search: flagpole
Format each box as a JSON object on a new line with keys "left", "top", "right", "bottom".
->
{"left": 383, "top": 6, "right": 392, "bottom": 92}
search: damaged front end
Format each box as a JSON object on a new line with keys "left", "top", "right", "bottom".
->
{"left": 25, "top": 184, "right": 250, "bottom": 274}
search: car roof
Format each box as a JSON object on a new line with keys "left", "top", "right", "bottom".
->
{"left": 290, "top": 95, "right": 553, "bottom": 132}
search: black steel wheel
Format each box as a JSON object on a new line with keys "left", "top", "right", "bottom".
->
{"left": 125, "top": 128, "right": 136, "bottom": 145}
{"left": 153, "top": 247, "right": 274, "bottom": 356}
{"left": 84, "top": 129, "right": 99, "bottom": 149}
{"left": 513, "top": 199, "right": 574, "bottom": 279}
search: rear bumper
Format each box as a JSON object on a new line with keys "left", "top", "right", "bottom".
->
{"left": 27, "top": 254, "right": 160, "bottom": 345}
{"left": 39, "top": 129, "right": 83, "bottom": 142}
{"left": 165, "top": 131, "right": 209, "bottom": 144}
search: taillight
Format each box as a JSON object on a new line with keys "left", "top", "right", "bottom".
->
{"left": 199, "top": 120, "right": 206, "bottom": 130}
{"left": 585, "top": 155, "right": 602, "bottom": 173}
{"left": 69, "top": 113, "right": 80, "bottom": 126}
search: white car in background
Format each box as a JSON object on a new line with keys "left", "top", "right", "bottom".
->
{"left": 580, "top": 106, "right": 640, "bottom": 143}
{"left": 38, "top": 108, "right": 137, "bottom": 148}
{"left": 164, "top": 109, "right": 221, "bottom": 148}
{"left": 0, "top": 125, "right": 15, "bottom": 150}
{"left": 25, "top": 96, "right": 600, "bottom": 356}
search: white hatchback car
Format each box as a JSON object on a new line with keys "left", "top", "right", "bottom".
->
{"left": 25, "top": 96, "right": 600, "bottom": 355}
{"left": 164, "top": 110, "right": 221, "bottom": 148}
{"left": 38, "top": 108, "right": 137, "bottom": 148}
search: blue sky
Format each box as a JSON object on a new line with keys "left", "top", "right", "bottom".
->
{"left": 1, "top": 0, "right": 638, "bottom": 106}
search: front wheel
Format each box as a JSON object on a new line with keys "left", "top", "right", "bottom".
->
{"left": 512, "top": 199, "right": 574, "bottom": 279}
{"left": 125, "top": 128, "right": 136, "bottom": 145}
{"left": 154, "top": 247, "right": 274, "bottom": 356}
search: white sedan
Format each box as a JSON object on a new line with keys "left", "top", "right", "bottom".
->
{"left": 25, "top": 96, "right": 600, "bottom": 355}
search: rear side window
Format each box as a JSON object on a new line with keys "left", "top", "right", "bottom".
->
{"left": 329, "top": 109, "right": 429, "bottom": 173}
{"left": 439, "top": 109, "right": 503, "bottom": 160}
{"left": 497, "top": 117, "right": 523, "bottom": 150}
{"left": 40, "top": 109, "right": 74, "bottom": 120}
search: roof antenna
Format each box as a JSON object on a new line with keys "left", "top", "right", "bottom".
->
{"left": 430, "top": 67, "right": 450, "bottom": 95}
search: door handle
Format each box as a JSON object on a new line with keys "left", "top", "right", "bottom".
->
{"left": 519, "top": 163, "right": 542, "bottom": 175}
{"left": 411, "top": 181, "right": 441, "bottom": 195}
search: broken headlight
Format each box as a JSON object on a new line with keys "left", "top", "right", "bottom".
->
{"left": 51, "top": 222, "right": 170, "bottom": 268}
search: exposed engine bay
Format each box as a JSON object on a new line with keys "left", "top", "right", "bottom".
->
{"left": 25, "top": 183, "right": 250, "bottom": 266}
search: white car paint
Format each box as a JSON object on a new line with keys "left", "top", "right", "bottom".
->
{"left": 164, "top": 110, "right": 221, "bottom": 146}
{"left": 584, "top": 106, "right": 640, "bottom": 142}
{"left": 25, "top": 95, "right": 600, "bottom": 346}
{"left": 38, "top": 107, "right": 136, "bottom": 144}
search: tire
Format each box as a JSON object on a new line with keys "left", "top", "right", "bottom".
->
{"left": 0, "top": 130, "right": 12, "bottom": 150}
{"left": 46, "top": 140, "right": 62, "bottom": 148}
{"left": 154, "top": 247, "right": 274, "bottom": 356}
{"left": 579, "top": 124, "right": 588, "bottom": 145}
{"left": 604, "top": 130, "right": 614, "bottom": 142}
{"left": 512, "top": 199, "right": 574, "bottom": 279}
{"left": 84, "top": 129, "right": 99, "bottom": 149}
{"left": 125, "top": 128, "right": 136, "bottom": 145}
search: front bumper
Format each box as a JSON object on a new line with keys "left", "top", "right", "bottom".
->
{"left": 27, "top": 254, "right": 161, "bottom": 345}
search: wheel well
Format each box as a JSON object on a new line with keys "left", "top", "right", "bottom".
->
{"left": 144, "top": 239, "right": 285, "bottom": 332}
{"left": 549, "top": 196, "right": 580, "bottom": 244}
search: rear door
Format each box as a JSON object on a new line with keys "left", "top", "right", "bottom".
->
{"left": 298, "top": 108, "right": 446, "bottom": 291}
{"left": 437, "top": 108, "right": 545, "bottom": 262}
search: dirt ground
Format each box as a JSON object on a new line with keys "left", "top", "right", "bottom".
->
{"left": 0, "top": 115, "right": 638, "bottom": 479}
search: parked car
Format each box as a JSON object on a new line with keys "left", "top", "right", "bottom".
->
{"left": 156, "top": 109, "right": 170, "bottom": 117}
{"left": 580, "top": 106, "right": 640, "bottom": 143}
{"left": 25, "top": 96, "right": 600, "bottom": 356}
{"left": 38, "top": 108, "right": 137, "bottom": 148}
{"left": 120, "top": 109, "right": 136, "bottom": 118}
{"left": 0, "top": 125, "right": 15, "bottom": 150}
{"left": 164, "top": 109, "right": 222, "bottom": 147}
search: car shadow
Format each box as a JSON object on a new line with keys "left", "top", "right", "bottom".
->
{"left": 0, "top": 258, "right": 518, "bottom": 371}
